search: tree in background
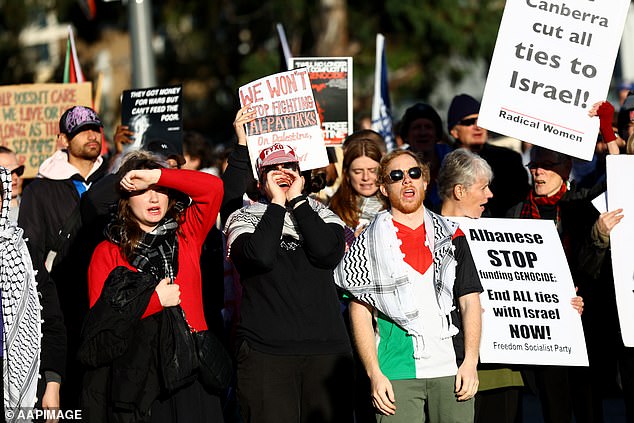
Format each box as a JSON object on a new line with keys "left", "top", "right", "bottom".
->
{"left": 0, "top": 0, "right": 503, "bottom": 143}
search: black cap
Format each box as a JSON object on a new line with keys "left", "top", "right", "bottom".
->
{"left": 145, "top": 139, "right": 186, "bottom": 167}
{"left": 59, "top": 106, "right": 103, "bottom": 139}
{"left": 400, "top": 103, "right": 443, "bottom": 141}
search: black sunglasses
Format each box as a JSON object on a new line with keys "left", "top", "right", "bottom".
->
{"left": 261, "top": 162, "right": 299, "bottom": 174}
{"left": 11, "top": 165, "right": 24, "bottom": 177}
{"left": 387, "top": 167, "right": 423, "bottom": 183}
{"left": 458, "top": 117, "right": 478, "bottom": 126}
{"left": 526, "top": 161, "right": 562, "bottom": 170}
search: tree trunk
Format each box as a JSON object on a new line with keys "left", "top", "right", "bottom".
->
{"left": 315, "top": 0, "right": 348, "bottom": 56}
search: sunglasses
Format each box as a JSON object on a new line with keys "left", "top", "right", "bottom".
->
{"left": 261, "top": 162, "right": 299, "bottom": 174}
{"left": 458, "top": 117, "right": 478, "bottom": 127}
{"left": 526, "top": 161, "right": 562, "bottom": 170}
{"left": 11, "top": 165, "right": 24, "bottom": 177}
{"left": 387, "top": 167, "right": 423, "bottom": 183}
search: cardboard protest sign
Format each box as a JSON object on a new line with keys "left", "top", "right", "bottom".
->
{"left": 239, "top": 68, "right": 329, "bottom": 178}
{"left": 606, "top": 155, "right": 634, "bottom": 347}
{"left": 121, "top": 85, "right": 183, "bottom": 153}
{"left": 479, "top": 0, "right": 630, "bottom": 161}
{"left": 0, "top": 82, "right": 92, "bottom": 178}
{"left": 452, "top": 217, "right": 588, "bottom": 366}
{"left": 289, "top": 57, "right": 353, "bottom": 146}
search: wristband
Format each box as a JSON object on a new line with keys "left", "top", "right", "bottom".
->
{"left": 287, "top": 195, "right": 307, "bottom": 209}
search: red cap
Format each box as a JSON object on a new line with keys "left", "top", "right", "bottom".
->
{"left": 257, "top": 143, "right": 299, "bottom": 172}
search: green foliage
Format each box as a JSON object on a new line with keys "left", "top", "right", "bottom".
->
{"left": 0, "top": 0, "right": 504, "bottom": 140}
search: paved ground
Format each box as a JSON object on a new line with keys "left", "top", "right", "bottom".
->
{"left": 522, "top": 392, "right": 627, "bottom": 422}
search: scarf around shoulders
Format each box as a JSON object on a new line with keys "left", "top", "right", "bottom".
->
{"left": 0, "top": 167, "right": 41, "bottom": 420}
{"left": 334, "top": 208, "right": 459, "bottom": 359}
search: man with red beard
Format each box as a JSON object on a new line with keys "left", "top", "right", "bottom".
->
{"left": 334, "top": 149, "right": 482, "bottom": 422}
{"left": 224, "top": 143, "right": 353, "bottom": 423}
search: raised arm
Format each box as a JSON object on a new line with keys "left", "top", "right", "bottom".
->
{"left": 285, "top": 167, "right": 345, "bottom": 268}
{"left": 589, "top": 100, "right": 623, "bottom": 155}
{"left": 221, "top": 106, "right": 258, "bottom": 224}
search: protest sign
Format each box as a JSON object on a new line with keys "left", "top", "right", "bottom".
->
{"left": 606, "top": 155, "right": 634, "bottom": 347}
{"left": 239, "top": 68, "right": 329, "bottom": 178}
{"left": 289, "top": 57, "right": 353, "bottom": 146}
{"left": 121, "top": 85, "right": 183, "bottom": 153}
{"left": 0, "top": 82, "right": 92, "bottom": 178}
{"left": 479, "top": 0, "right": 630, "bottom": 161}
{"left": 452, "top": 217, "right": 588, "bottom": 366}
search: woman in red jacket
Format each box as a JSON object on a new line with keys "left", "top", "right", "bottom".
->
{"left": 82, "top": 151, "right": 224, "bottom": 422}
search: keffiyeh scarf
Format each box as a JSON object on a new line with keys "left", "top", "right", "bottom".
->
{"left": 106, "top": 219, "right": 179, "bottom": 281}
{"left": 0, "top": 167, "right": 41, "bottom": 421}
{"left": 357, "top": 195, "right": 384, "bottom": 229}
{"left": 334, "top": 209, "right": 459, "bottom": 359}
{"left": 224, "top": 197, "right": 344, "bottom": 254}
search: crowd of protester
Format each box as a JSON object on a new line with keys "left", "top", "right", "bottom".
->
{"left": 0, "top": 85, "right": 633, "bottom": 423}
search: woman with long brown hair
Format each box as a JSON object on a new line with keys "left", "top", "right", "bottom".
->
{"left": 329, "top": 130, "right": 385, "bottom": 238}
{"left": 80, "top": 151, "right": 225, "bottom": 422}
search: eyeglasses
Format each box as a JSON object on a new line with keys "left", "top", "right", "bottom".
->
{"left": 261, "top": 162, "right": 299, "bottom": 174}
{"left": 526, "top": 161, "right": 562, "bottom": 170}
{"left": 387, "top": 167, "right": 423, "bottom": 183}
{"left": 10, "top": 165, "right": 24, "bottom": 177}
{"left": 458, "top": 117, "right": 478, "bottom": 127}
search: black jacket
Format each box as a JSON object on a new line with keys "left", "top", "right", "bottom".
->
{"left": 19, "top": 156, "right": 108, "bottom": 381}
{"left": 478, "top": 143, "right": 530, "bottom": 218}
{"left": 79, "top": 266, "right": 160, "bottom": 423}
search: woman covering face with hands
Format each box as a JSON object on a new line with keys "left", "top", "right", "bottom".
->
{"left": 224, "top": 142, "right": 354, "bottom": 423}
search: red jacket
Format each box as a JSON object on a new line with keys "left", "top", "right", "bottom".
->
{"left": 88, "top": 168, "right": 223, "bottom": 331}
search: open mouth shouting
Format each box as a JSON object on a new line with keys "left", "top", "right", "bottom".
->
{"left": 272, "top": 172, "right": 294, "bottom": 191}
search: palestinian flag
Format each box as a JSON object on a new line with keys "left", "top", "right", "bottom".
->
{"left": 63, "top": 26, "right": 85, "bottom": 83}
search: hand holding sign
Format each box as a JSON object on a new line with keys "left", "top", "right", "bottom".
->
{"left": 479, "top": 0, "right": 630, "bottom": 161}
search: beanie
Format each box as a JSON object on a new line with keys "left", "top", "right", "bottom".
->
{"left": 399, "top": 103, "right": 443, "bottom": 141}
{"left": 447, "top": 94, "right": 481, "bottom": 132}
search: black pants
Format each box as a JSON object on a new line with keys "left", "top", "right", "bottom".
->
{"left": 236, "top": 341, "right": 354, "bottom": 423}
{"left": 151, "top": 379, "right": 224, "bottom": 423}
{"left": 619, "top": 346, "right": 634, "bottom": 423}
{"left": 474, "top": 387, "right": 521, "bottom": 423}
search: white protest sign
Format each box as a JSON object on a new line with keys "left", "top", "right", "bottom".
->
{"left": 238, "top": 68, "right": 329, "bottom": 178}
{"left": 452, "top": 217, "right": 588, "bottom": 366}
{"left": 479, "top": 0, "right": 629, "bottom": 161}
{"left": 606, "top": 155, "right": 634, "bottom": 347}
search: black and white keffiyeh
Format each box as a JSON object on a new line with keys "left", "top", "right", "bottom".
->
{"left": 0, "top": 167, "right": 41, "bottom": 420}
{"left": 334, "top": 208, "right": 459, "bottom": 359}
{"left": 106, "top": 219, "right": 179, "bottom": 281}
{"left": 223, "top": 197, "right": 344, "bottom": 254}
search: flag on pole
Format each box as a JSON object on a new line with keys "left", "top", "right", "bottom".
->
{"left": 79, "top": 0, "right": 97, "bottom": 20}
{"left": 371, "top": 34, "right": 395, "bottom": 151}
{"left": 276, "top": 23, "right": 293, "bottom": 71}
{"left": 63, "top": 26, "right": 85, "bottom": 83}
{"left": 78, "top": 0, "right": 97, "bottom": 20}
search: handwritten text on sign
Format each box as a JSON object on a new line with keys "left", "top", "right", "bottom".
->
{"left": 0, "top": 82, "right": 92, "bottom": 178}
{"left": 239, "top": 68, "right": 328, "bottom": 178}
